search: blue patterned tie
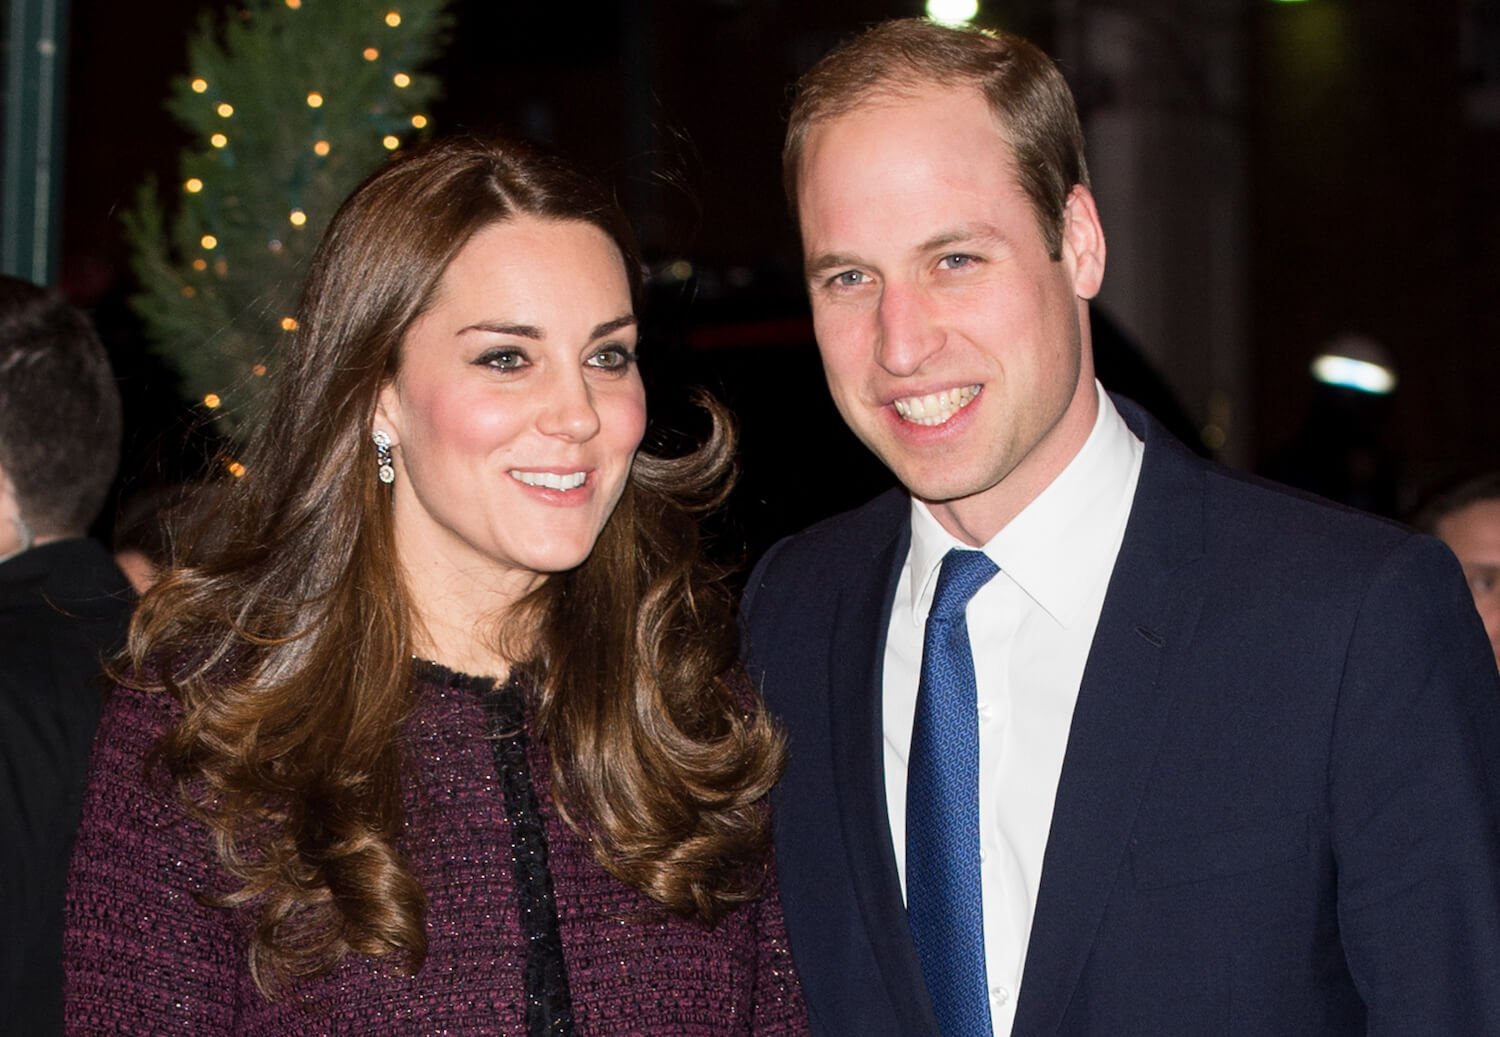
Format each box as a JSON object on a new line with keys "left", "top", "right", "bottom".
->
{"left": 907, "top": 547, "right": 1000, "bottom": 1036}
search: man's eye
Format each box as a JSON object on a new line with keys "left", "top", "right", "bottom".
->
{"left": 939, "top": 254, "right": 977, "bottom": 270}
{"left": 832, "top": 270, "right": 866, "bottom": 287}
{"left": 586, "top": 346, "right": 638, "bottom": 371}
{"left": 476, "top": 348, "right": 528, "bottom": 371}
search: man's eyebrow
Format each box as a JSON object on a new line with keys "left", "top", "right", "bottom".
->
{"left": 804, "top": 252, "right": 863, "bottom": 278}
{"left": 918, "top": 224, "right": 1005, "bottom": 252}
{"left": 804, "top": 226, "right": 1009, "bottom": 278}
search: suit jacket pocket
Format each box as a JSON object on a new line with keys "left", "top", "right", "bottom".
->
{"left": 1131, "top": 812, "right": 1310, "bottom": 891}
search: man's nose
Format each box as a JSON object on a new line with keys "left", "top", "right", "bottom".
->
{"left": 874, "top": 283, "right": 943, "bottom": 376}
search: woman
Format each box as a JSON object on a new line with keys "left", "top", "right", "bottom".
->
{"left": 64, "top": 137, "right": 808, "bottom": 1035}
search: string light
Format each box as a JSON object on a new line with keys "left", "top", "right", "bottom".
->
{"left": 268, "top": 239, "right": 284, "bottom": 253}
{"left": 383, "top": 135, "right": 401, "bottom": 150}
{"left": 313, "top": 139, "right": 331, "bottom": 156}
{"left": 410, "top": 114, "right": 428, "bottom": 129}
{"left": 216, "top": 102, "right": 234, "bottom": 117}
{"left": 393, "top": 72, "right": 411, "bottom": 88}
{"left": 385, "top": 11, "right": 402, "bottom": 27}
{"left": 204, "top": 393, "right": 222, "bottom": 409}
{"left": 201, "top": 234, "right": 218, "bottom": 250}
{"left": 925, "top": 0, "right": 979, "bottom": 25}
{"left": 285, "top": 0, "right": 302, "bottom": 8}
{"left": 280, "top": 317, "right": 299, "bottom": 331}
{"left": 192, "top": 258, "right": 208, "bottom": 271}
{"left": 191, "top": 78, "right": 209, "bottom": 93}
{"left": 214, "top": 259, "right": 229, "bottom": 276}
{"left": 227, "top": 461, "right": 247, "bottom": 478}
{"left": 210, "top": 133, "right": 228, "bottom": 148}
{"left": 252, "top": 363, "right": 268, "bottom": 376}
{"left": 289, "top": 209, "right": 308, "bottom": 226}
{"left": 185, "top": 177, "right": 204, "bottom": 193}
{"left": 181, "top": 286, "right": 197, "bottom": 298}
{"left": 306, "top": 91, "right": 324, "bottom": 108}
{"left": 363, "top": 47, "right": 380, "bottom": 61}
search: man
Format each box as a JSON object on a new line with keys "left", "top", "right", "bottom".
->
{"left": 0, "top": 276, "right": 132, "bottom": 1033}
{"left": 1416, "top": 472, "right": 1500, "bottom": 668}
{"left": 740, "top": 19, "right": 1500, "bottom": 1036}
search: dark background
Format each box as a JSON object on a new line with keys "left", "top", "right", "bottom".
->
{"left": 52, "top": 0, "right": 1500, "bottom": 561}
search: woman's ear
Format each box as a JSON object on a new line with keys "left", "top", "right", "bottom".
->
{"left": 374, "top": 379, "right": 402, "bottom": 447}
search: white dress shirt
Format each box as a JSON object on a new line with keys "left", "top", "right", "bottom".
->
{"left": 882, "top": 382, "right": 1143, "bottom": 1035}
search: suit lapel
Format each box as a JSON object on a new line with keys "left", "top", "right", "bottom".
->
{"left": 1013, "top": 403, "right": 1210, "bottom": 1036}
{"left": 825, "top": 513, "right": 943, "bottom": 1034}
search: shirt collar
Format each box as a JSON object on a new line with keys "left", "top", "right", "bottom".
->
{"left": 907, "top": 382, "right": 1142, "bottom": 626}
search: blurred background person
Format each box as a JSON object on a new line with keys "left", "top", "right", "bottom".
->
{"left": 109, "top": 479, "right": 221, "bottom": 595}
{"left": 1415, "top": 472, "right": 1500, "bottom": 668}
{"left": 109, "top": 481, "right": 181, "bottom": 594}
{"left": 63, "top": 137, "right": 806, "bottom": 1035}
{"left": 0, "top": 275, "right": 131, "bottom": 1035}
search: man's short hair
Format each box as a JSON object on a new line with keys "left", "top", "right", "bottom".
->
{"left": 0, "top": 276, "right": 122, "bottom": 538}
{"left": 1413, "top": 472, "right": 1500, "bottom": 536}
{"left": 782, "top": 17, "right": 1090, "bottom": 260}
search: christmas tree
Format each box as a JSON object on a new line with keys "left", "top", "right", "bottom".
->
{"left": 126, "top": 0, "right": 449, "bottom": 439}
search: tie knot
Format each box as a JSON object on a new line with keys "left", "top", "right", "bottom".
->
{"left": 929, "top": 548, "right": 999, "bottom": 623}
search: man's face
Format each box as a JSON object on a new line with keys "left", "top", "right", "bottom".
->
{"left": 0, "top": 465, "right": 27, "bottom": 561}
{"left": 796, "top": 84, "right": 1105, "bottom": 545}
{"left": 1435, "top": 499, "right": 1500, "bottom": 668}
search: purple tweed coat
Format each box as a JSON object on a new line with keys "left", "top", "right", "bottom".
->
{"left": 63, "top": 667, "right": 808, "bottom": 1035}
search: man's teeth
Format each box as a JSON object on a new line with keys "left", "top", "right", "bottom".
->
{"left": 510, "top": 471, "right": 587, "bottom": 490}
{"left": 892, "top": 385, "right": 980, "bottom": 426}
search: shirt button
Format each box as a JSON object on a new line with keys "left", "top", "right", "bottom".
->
{"left": 976, "top": 701, "right": 991, "bottom": 720}
{"left": 991, "top": 985, "right": 1011, "bottom": 1007}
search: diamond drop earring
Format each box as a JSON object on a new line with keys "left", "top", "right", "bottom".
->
{"left": 373, "top": 429, "right": 395, "bottom": 484}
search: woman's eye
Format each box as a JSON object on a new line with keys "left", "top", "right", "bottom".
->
{"left": 586, "top": 346, "right": 638, "bottom": 372}
{"left": 476, "top": 348, "right": 528, "bottom": 372}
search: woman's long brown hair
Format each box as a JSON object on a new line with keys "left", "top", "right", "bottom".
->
{"left": 123, "top": 136, "right": 783, "bottom": 996}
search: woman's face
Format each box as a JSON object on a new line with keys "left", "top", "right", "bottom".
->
{"left": 376, "top": 215, "right": 646, "bottom": 605}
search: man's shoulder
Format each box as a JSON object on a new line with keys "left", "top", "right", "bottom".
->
{"left": 748, "top": 487, "right": 908, "bottom": 589}
{"left": 1197, "top": 459, "right": 1415, "bottom": 568}
{"left": 1135, "top": 423, "right": 1415, "bottom": 571}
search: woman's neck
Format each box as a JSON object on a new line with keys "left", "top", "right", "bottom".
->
{"left": 395, "top": 535, "right": 546, "bottom": 681}
{"left": 406, "top": 606, "right": 516, "bottom": 681}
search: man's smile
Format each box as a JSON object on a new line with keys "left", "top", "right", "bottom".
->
{"left": 892, "top": 385, "right": 981, "bottom": 426}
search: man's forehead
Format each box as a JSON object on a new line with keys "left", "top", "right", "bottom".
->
{"left": 802, "top": 82, "right": 1007, "bottom": 147}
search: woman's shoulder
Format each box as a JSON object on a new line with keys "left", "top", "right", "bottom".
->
{"left": 76, "top": 677, "right": 199, "bottom": 849}
{"left": 96, "top": 679, "right": 184, "bottom": 756}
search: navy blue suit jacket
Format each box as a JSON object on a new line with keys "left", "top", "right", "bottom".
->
{"left": 742, "top": 399, "right": 1500, "bottom": 1035}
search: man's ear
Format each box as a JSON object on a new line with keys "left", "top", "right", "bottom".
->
{"left": 1060, "top": 184, "right": 1106, "bottom": 301}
